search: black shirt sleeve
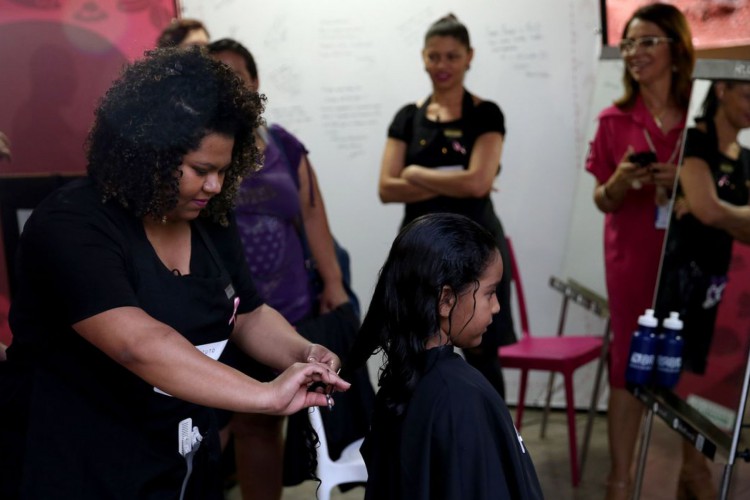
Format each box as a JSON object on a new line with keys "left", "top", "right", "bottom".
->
{"left": 682, "top": 127, "right": 712, "bottom": 165}
{"left": 387, "top": 104, "right": 418, "bottom": 142}
{"left": 17, "top": 186, "right": 140, "bottom": 326}
{"left": 473, "top": 100, "right": 506, "bottom": 136}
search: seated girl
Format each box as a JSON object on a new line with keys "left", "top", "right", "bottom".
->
{"left": 347, "top": 213, "right": 543, "bottom": 499}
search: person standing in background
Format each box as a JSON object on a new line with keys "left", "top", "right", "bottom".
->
{"left": 157, "top": 18, "right": 210, "bottom": 48}
{"left": 208, "top": 38, "right": 368, "bottom": 500}
{"left": 377, "top": 13, "right": 515, "bottom": 399}
{"left": 656, "top": 79, "right": 750, "bottom": 499}
{"left": 585, "top": 4, "right": 694, "bottom": 499}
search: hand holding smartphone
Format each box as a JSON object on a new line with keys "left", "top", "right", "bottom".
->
{"left": 628, "top": 151, "right": 657, "bottom": 168}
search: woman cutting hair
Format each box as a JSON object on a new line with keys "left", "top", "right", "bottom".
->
{"left": 0, "top": 47, "right": 348, "bottom": 500}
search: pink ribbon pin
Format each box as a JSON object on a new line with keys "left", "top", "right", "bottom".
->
{"left": 228, "top": 297, "right": 240, "bottom": 325}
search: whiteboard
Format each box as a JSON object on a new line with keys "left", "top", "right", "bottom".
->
{"left": 560, "top": 47, "right": 623, "bottom": 299}
{"left": 181, "top": 0, "right": 603, "bottom": 354}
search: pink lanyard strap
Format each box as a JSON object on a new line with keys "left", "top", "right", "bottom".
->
{"left": 642, "top": 128, "right": 682, "bottom": 165}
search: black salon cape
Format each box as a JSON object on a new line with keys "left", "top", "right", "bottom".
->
{"left": 361, "top": 346, "right": 543, "bottom": 500}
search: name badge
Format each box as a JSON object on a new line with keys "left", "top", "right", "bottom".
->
{"left": 655, "top": 204, "right": 670, "bottom": 230}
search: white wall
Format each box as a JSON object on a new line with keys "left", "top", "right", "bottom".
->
{"left": 181, "top": 0, "right": 606, "bottom": 407}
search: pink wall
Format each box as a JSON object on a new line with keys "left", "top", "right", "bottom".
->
{"left": 0, "top": 0, "right": 178, "bottom": 302}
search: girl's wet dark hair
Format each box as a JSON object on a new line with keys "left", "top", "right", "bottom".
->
{"left": 86, "top": 46, "right": 264, "bottom": 226}
{"left": 346, "top": 213, "right": 499, "bottom": 416}
{"left": 207, "top": 38, "right": 259, "bottom": 81}
{"left": 425, "top": 13, "right": 471, "bottom": 49}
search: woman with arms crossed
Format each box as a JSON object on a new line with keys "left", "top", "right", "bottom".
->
{"left": 0, "top": 47, "right": 348, "bottom": 500}
{"left": 379, "top": 13, "right": 514, "bottom": 398}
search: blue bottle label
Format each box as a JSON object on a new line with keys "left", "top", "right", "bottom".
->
{"left": 626, "top": 331, "right": 657, "bottom": 385}
{"left": 629, "top": 351, "right": 655, "bottom": 369}
{"left": 655, "top": 331, "right": 683, "bottom": 388}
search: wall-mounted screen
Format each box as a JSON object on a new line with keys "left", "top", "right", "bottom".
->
{"left": 605, "top": 0, "right": 750, "bottom": 49}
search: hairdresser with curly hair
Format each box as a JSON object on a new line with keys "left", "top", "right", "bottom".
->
{"left": 0, "top": 47, "right": 349, "bottom": 500}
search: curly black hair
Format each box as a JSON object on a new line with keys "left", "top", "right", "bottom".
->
{"left": 86, "top": 46, "right": 264, "bottom": 226}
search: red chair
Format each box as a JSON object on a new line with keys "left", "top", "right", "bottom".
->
{"left": 498, "top": 238, "right": 608, "bottom": 487}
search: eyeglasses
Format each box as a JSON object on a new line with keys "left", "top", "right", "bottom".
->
{"left": 618, "top": 36, "right": 673, "bottom": 54}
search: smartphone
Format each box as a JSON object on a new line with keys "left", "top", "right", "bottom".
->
{"left": 628, "top": 151, "right": 657, "bottom": 168}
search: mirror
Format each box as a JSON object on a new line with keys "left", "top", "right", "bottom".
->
{"left": 653, "top": 61, "right": 750, "bottom": 460}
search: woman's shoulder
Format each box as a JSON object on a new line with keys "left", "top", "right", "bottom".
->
{"left": 22, "top": 178, "right": 135, "bottom": 252}
{"left": 682, "top": 124, "right": 722, "bottom": 169}
{"left": 267, "top": 123, "right": 306, "bottom": 151}
{"left": 32, "top": 178, "right": 119, "bottom": 225}
{"left": 686, "top": 124, "right": 709, "bottom": 142}
{"left": 388, "top": 103, "right": 421, "bottom": 139}
{"left": 597, "top": 103, "right": 631, "bottom": 120}
{"left": 393, "top": 102, "right": 419, "bottom": 121}
{"left": 465, "top": 93, "right": 505, "bottom": 134}
{"left": 471, "top": 95, "right": 502, "bottom": 114}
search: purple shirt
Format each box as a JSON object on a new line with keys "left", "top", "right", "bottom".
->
{"left": 235, "top": 125, "right": 313, "bottom": 324}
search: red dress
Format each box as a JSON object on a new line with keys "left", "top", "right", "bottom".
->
{"left": 586, "top": 95, "right": 685, "bottom": 388}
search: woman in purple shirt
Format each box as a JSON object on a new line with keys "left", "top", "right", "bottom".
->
{"left": 208, "top": 39, "right": 349, "bottom": 500}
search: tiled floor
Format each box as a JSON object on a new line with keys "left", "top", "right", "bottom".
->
{"left": 227, "top": 407, "right": 750, "bottom": 499}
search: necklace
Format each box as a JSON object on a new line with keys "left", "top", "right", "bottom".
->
{"left": 645, "top": 98, "right": 674, "bottom": 131}
{"left": 652, "top": 112, "right": 665, "bottom": 129}
{"left": 648, "top": 104, "right": 669, "bottom": 130}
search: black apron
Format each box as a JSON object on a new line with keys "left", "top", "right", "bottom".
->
{"left": 401, "top": 90, "right": 515, "bottom": 352}
{"left": 15, "top": 220, "right": 239, "bottom": 499}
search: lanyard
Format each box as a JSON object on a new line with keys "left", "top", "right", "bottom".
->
{"left": 642, "top": 128, "right": 682, "bottom": 166}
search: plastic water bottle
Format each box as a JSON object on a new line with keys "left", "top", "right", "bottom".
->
{"left": 625, "top": 308, "right": 658, "bottom": 385}
{"left": 655, "top": 312, "right": 684, "bottom": 389}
